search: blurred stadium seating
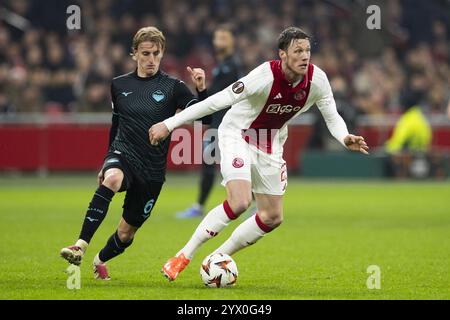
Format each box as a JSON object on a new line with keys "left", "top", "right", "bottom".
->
{"left": 0, "top": 0, "right": 449, "bottom": 176}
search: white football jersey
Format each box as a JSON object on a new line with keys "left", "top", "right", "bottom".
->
{"left": 164, "top": 60, "right": 349, "bottom": 154}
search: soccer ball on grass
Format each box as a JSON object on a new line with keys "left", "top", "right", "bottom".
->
{"left": 200, "top": 253, "right": 238, "bottom": 288}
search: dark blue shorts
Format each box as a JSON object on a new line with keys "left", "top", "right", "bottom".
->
{"left": 102, "top": 151, "right": 163, "bottom": 228}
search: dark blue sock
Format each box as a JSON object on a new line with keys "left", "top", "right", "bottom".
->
{"left": 78, "top": 185, "right": 115, "bottom": 243}
{"left": 98, "top": 231, "right": 133, "bottom": 262}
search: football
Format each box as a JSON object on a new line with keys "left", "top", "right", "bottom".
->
{"left": 200, "top": 253, "right": 238, "bottom": 288}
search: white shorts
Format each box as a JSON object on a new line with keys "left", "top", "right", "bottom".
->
{"left": 218, "top": 131, "right": 287, "bottom": 195}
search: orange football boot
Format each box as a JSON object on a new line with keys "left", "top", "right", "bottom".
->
{"left": 161, "top": 253, "right": 190, "bottom": 281}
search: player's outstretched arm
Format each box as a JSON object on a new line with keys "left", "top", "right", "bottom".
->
{"left": 344, "top": 134, "right": 370, "bottom": 154}
{"left": 149, "top": 62, "right": 268, "bottom": 146}
{"left": 149, "top": 82, "right": 241, "bottom": 145}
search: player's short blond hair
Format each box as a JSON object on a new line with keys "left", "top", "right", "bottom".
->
{"left": 131, "top": 26, "right": 165, "bottom": 53}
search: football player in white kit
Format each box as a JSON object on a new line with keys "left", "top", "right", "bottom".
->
{"left": 149, "top": 27, "right": 369, "bottom": 281}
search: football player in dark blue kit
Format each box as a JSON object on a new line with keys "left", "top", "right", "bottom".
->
{"left": 60, "top": 26, "right": 208, "bottom": 280}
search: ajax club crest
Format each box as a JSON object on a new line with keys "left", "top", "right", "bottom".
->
{"left": 294, "top": 89, "right": 306, "bottom": 101}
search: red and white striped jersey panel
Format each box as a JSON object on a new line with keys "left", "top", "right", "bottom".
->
{"left": 163, "top": 60, "right": 348, "bottom": 155}
{"left": 219, "top": 60, "right": 337, "bottom": 154}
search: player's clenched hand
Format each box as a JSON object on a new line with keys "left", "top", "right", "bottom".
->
{"left": 149, "top": 122, "right": 170, "bottom": 146}
{"left": 344, "top": 134, "right": 370, "bottom": 155}
{"left": 187, "top": 66, "right": 206, "bottom": 92}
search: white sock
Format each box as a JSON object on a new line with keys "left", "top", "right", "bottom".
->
{"left": 214, "top": 214, "right": 272, "bottom": 256}
{"left": 75, "top": 239, "right": 88, "bottom": 252}
{"left": 93, "top": 253, "right": 104, "bottom": 265}
{"left": 178, "top": 201, "right": 237, "bottom": 259}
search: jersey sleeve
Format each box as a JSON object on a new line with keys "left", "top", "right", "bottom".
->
{"left": 164, "top": 62, "right": 270, "bottom": 132}
{"left": 173, "top": 79, "right": 211, "bottom": 124}
{"left": 314, "top": 69, "right": 349, "bottom": 147}
{"left": 173, "top": 80, "right": 199, "bottom": 110}
{"left": 108, "top": 82, "right": 119, "bottom": 149}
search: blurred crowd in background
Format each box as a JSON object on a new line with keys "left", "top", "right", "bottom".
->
{"left": 0, "top": 0, "right": 449, "bottom": 118}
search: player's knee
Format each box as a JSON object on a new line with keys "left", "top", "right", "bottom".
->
{"left": 102, "top": 172, "right": 123, "bottom": 192}
{"left": 270, "top": 215, "right": 283, "bottom": 228}
{"left": 117, "top": 228, "right": 135, "bottom": 244}
{"left": 228, "top": 197, "right": 252, "bottom": 215}
{"left": 258, "top": 211, "right": 283, "bottom": 229}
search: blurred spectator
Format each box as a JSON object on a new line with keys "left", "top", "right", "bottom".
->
{"left": 0, "top": 0, "right": 448, "bottom": 118}
{"left": 0, "top": 84, "right": 16, "bottom": 113}
{"left": 447, "top": 99, "right": 450, "bottom": 120}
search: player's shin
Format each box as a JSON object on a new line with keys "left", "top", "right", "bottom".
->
{"left": 97, "top": 230, "right": 134, "bottom": 263}
{"left": 78, "top": 185, "right": 115, "bottom": 247}
{"left": 214, "top": 213, "right": 275, "bottom": 256}
{"left": 178, "top": 200, "right": 238, "bottom": 259}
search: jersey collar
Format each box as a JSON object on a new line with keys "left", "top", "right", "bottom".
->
{"left": 273, "top": 60, "right": 313, "bottom": 92}
{"left": 133, "top": 69, "right": 161, "bottom": 81}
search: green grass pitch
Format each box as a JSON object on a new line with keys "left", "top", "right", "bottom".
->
{"left": 0, "top": 174, "right": 449, "bottom": 300}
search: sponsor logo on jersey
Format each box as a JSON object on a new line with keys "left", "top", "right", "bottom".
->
{"left": 121, "top": 91, "right": 133, "bottom": 97}
{"left": 232, "top": 157, "right": 244, "bottom": 168}
{"left": 152, "top": 90, "right": 165, "bottom": 102}
{"left": 266, "top": 104, "right": 302, "bottom": 115}
{"left": 274, "top": 93, "right": 283, "bottom": 99}
{"left": 232, "top": 81, "right": 244, "bottom": 94}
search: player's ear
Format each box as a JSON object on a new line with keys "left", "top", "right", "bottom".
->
{"left": 131, "top": 50, "right": 137, "bottom": 61}
{"left": 279, "top": 49, "right": 286, "bottom": 61}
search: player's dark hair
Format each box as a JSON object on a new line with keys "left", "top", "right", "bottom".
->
{"left": 278, "top": 27, "right": 310, "bottom": 51}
